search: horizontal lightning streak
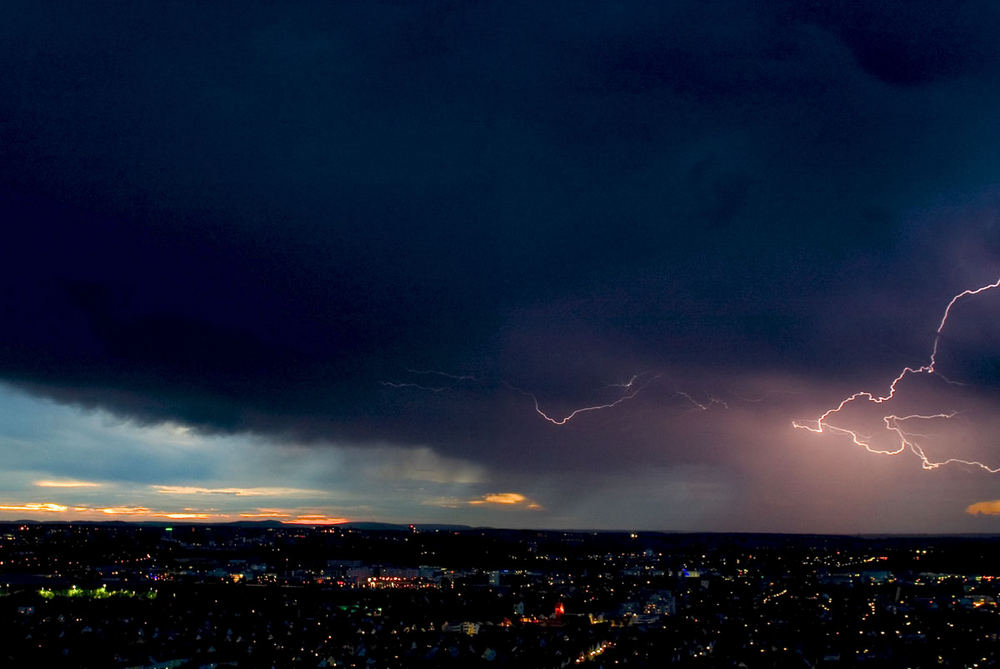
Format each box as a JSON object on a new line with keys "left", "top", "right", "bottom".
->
{"left": 380, "top": 369, "right": 482, "bottom": 393}
{"left": 524, "top": 386, "right": 644, "bottom": 426}
{"left": 380, "top": 381, "right": 447, "bottom": 393}
{"left": 383, "top": 368, "right": 735, "bottom": 424}
{"left": 383, "top": 367, "right": 737, "bottom": 424}
{"left": 793, "top": 277, "right": 1000, "bottom": 472}
{"left": 511, "top": 373, "right": 669, "bottom": 426}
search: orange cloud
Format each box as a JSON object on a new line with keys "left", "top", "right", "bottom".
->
{"left": 100, "top": 506, "right": 152, "bottom": 515}
{"left": 966, "top": 500, "right": 1000, "bottom": 516}
{"left": 0, "top": 501, "right": 337, "bottom": 523}
{"left": 97, "top": 506, "right": 226, "bottom": 520}
{"left": 0, "top": 502, "right": 68, "bottom": 513}
{"left": 34, "top": 480, "right": 102, "bottom": 488}
{"left": 479, "top": 492, "right": 526, "bottom": 505}
{"left": 468, "top": 492, "right": 541, "bottom": 509}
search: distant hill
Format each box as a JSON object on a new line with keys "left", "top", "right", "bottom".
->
{"left": 340, "top": 522, "right": 471, "bottom": 532}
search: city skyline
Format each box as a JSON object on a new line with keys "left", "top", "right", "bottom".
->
{"left": 3, "top": 2, "right": 1000, "bottom": 532}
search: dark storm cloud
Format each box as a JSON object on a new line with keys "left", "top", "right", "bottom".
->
{"left": 793, "top": 1, "right": 1000, "bottom": 86}
{"left": 3, "top": 1, "right": 1000, "bottom": 479}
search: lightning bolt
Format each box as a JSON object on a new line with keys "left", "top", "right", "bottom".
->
{"left": 607, "top": 374, "right": 641, "bottom": 388}
{"left": 405, "top": 369, "right": 479, "bottom": 381}
{"left": 384, "top": 369, "right": 732, "bottom": 425}
{"left": 676, "top": 391, "right": 730, "bottom": 411}
{"left": 380, "top": 381, "right": 448, "bottom": 393}
{"left": 380, "top": 369, "right": 480, "bottom": 393}
{"left": 509, "top": 374, "right": 654, "bottom": 426}
{"left": 793, "top": 277, "right": 1000, "bottom": 472}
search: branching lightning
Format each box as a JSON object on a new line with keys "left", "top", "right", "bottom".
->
{"left": 508, "top": 374, "right": 656, "bottom": 426}
{"left": 383, "top": 367, "right": 735, "bottom": 425}
{"left": 793, "top": 277, "right": 1000, "bottom": 472}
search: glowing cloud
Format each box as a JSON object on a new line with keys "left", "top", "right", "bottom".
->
{"left": 478, "top": 492, "right": 526, "bottom": 504}
{"left": 468, "top": 492, "right": 541, "bottom": 509}
{"left": 98, "top": 506, "right": 224, "bottom": 520}
{"left": 100, "top": 506, "right": 152, "bottom": 515}
{"left": 966, "top": 500, "right": 1000, "bottom": 516}
{"left": 239, "top": 509, "right": 293, "bottom": 518}
{"left": 0, "top": 502, "right": 68, "bottom": 512}
{"left": 34, "top": 480, "right": 102, "bottom": 488}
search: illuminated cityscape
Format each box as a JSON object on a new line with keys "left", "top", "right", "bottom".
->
{"left": 3, "top": 523, "right": 1000, "bottom": 667}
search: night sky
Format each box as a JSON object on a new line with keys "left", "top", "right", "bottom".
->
{"left": 3, "top": 2, "right": 1000, "bottom": 531}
